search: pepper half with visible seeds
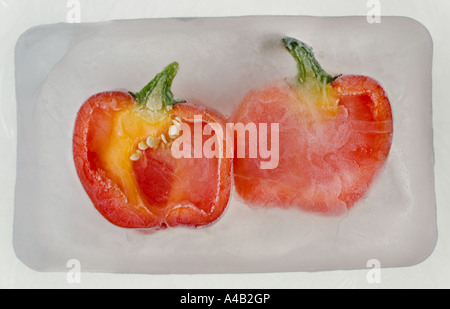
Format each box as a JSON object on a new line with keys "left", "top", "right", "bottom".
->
{"left": 73, "top": 62, "right": 232, "bottom": 229}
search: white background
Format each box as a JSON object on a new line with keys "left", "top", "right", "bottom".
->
{"left": 1, "top": 0, "right": 449, "bottom": 288}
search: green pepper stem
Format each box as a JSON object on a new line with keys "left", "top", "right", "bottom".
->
{"left": 282, "top": 37, "right": 339, "bottom": 86}
{"left": 130, "top": 62, "right": 185, "bottom": 111}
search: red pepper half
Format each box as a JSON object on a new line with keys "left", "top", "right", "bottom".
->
{"left": 73, "top": 62, "right": 232, "bottom": 229}
{"left": 231, "top": 38, "right": 393, "bottom": 214}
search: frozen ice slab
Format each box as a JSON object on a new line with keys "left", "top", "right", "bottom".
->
{"left": 13, "top": 16, "right": 436, "bottom": 274}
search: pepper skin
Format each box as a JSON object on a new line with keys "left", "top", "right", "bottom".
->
{"left": 231, "top": 38, "right": 393, "bottom": 214}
